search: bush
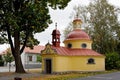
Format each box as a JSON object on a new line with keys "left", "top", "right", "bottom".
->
{"left": 105, "top": 52, "right": 120, "bottom": 70}
{"left": 37, "top": 55, "right": 42, "bottom": 62}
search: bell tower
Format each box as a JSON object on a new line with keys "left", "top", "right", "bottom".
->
{"left": 52, "top": 23, "right": 61, "bottom": 47}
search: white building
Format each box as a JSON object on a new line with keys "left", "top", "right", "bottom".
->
{"left": 0, "top": 45, "right": 45, "bottom": 68}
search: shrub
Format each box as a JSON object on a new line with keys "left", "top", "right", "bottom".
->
{"left": 105, "top": 52, "right": 120, "bottom": 70}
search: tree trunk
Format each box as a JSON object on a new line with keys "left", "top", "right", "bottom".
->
{"left": 14, "top": 53, "right": 26, "bottom": 73}
{"left": 14, "top": 31, "right": 26, "bottom": 73}
{"left": 6, "top": 25, "right": 26, "bottom": 73}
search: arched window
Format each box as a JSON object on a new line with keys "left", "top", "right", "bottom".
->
{"left": 87, "top": 58, "right": 95, "bottom": 64}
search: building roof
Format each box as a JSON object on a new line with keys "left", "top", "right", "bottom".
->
{"left": 52, "top": 29, "right": 60, "bottom": 35}
{"left": 65, "top": 29, "right": 90, "bottom": 40}
{"left": 24, "top": 45, "right": 45, "bottom": 54}
{"left": 0, "top": 45, "right": 45, "bottom": 55}
{"left": 52, "top": 46, "right": 103, "bottom": 56}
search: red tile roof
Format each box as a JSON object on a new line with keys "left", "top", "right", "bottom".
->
{"left": 52, "top": 46, "right": 103, "bottom": 56}
{"left": 65, "top": 29, "right": 90, "bottom": 40}
{"left": 24, "top": 45, "right": 45, "bottom": 54}
{"left": 0, "top": 45, "right": 45, "bottom": 55}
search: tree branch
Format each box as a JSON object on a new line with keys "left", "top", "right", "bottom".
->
{"left": 20, "top": 31, "right": 29, "bottom": 54}
{"left": 6, "top": 25, "right": 15, "bottom": 57}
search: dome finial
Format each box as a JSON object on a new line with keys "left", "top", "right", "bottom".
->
{"left": 76, "top": 13, "right": 79, "bottom": 19}
{"left": 55, "top": 22, "right": 57, "bottom": 29}
{"left": 74, "top": 12, "right": 79, "bottom": 19}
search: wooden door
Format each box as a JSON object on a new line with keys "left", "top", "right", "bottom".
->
{"left": 46, "top": 59, "right": 52, "bottom": 74}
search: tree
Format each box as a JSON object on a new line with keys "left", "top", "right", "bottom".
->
{"left": 64, "top": 0, "right": 120, "bottom": 54}
{"left": 105, "top": 52, "right": 120, "bottom": 70}
{"left": 0, "top": 0, "right": 70, "bottom": 73}
{"left": 87, "top": 0, "right": 120, "bottom": 54}
{"left": 3, "top": 49, "right": 14, "bottom": 72}
{"left": 3, "top": 49, "right": 14, "bottom": 65}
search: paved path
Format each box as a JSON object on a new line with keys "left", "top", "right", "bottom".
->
{"left": 71, "top": 72, "right": 120, "bottom": 80}
{"left": 0, "top": 73, "right": 42, "bottom": 80}
{"left": 0, "top": 67, "right": 42, "bottom": 80}
{"left": 0, "top": 66, "right": 15, "bottom": 72}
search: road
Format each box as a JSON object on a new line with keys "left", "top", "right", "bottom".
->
{"left": 71, "top": 72, "right": 120, "bottom": 80}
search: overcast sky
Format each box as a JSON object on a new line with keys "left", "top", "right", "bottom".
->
{"left": 0, "top": 0, "right": 120, "bottom": 52}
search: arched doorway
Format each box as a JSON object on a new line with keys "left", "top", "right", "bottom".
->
{"left": 45, "top": 59, "right": 52, "bottom": 74}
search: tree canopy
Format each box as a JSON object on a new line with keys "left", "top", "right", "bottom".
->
{"left": 0, "top": 0, "right": 70, "bottom": 73}
{"left": 88, "top": 0, "right": 120, "bottom": 54}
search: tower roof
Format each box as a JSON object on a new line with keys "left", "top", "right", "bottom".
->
{"left": 52, "top": 23, "right": 60, "bottom": 35}
{"left": 52, "top": 29, "right": 60, "bottom": 35}
{"left": 65, "top": 29, "right": 90, "bottom": 40}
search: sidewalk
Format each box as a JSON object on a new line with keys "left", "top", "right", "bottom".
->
{"left": 0, "top": 67, "right": 42, "bottom": 80}
{"left": 0, "top": 72, "right": 43, "bottom": 80}
{"left": 0, "top": 66, "right": 15, "bottom": 72}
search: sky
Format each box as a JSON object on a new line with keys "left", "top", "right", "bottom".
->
{"left": 0, "top": 0, "right": 120, "bottom": 52}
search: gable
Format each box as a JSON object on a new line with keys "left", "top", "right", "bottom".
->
{"left": 41, "top": 43, "right": 57, "bottom": 55}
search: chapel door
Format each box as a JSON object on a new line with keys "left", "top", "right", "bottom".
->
{"left": 46, "top": 59, "right": 52, "bottom": 74}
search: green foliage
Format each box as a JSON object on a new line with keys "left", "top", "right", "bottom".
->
{"left": 37, "top": 55, "right": 42, "bottom": 62}
{"left": 0, "top": 0, "right": 71, "bottom": 51}
{"left": 105, "top": 52, "right": 120, "bottom": 70}
{"left": 87, "top": 0, "right": 120, "bottom": 54}
{"left": 0, "top": 0, "right": 70, "bottom": 73}
{"left": 3, "top": 49, "right": 14, "bottom": 64}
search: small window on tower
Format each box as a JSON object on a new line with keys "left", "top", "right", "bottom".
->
{"left": 81, "top": 43, "right": 87, "bottom": 48}
{"left": 67, "top": 43, "right": 72, "bottom": 48}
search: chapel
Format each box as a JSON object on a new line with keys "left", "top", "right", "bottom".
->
{"left": 41, "top": 17, "right": 105, "bottom": 74}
